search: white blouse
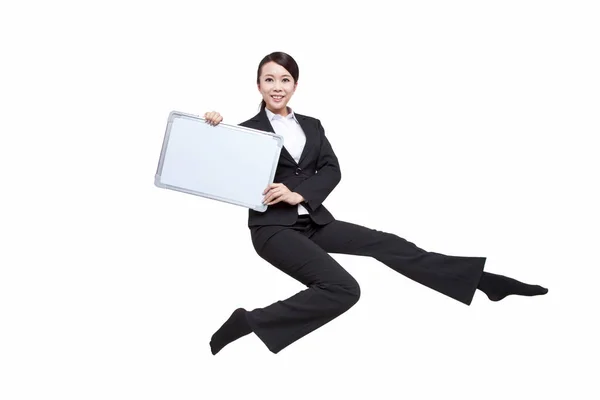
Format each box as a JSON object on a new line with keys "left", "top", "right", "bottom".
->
{"left": 265, "top": 107, "right": 309, "bottom": 215}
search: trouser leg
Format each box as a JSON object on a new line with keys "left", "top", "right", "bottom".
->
{"left": 247, "top": 226, "right": 361, "bottom": 354}
{"left": 309, "top": 220, "right": 486, "bottom": 305}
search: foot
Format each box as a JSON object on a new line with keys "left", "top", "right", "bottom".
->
{"left": 209, "top": 308, "right": 253, "bottom": 355}
{"left": 477, "top": 272, "right": 548, "bottom": 301}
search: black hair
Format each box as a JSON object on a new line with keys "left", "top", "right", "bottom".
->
{"left": 256, "top": 51, "right": 299, "bottom": 111}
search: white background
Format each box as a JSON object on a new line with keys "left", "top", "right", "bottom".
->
{"left": 1, "top": 1, "right": 599, "bottom": 399}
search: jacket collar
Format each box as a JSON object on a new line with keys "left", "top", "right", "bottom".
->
{"left": 265, "top": 106, "right": 299, "bottom": 124}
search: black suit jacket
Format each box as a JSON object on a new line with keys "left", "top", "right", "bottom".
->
{"left": 238, "top": 108, "right": 341, "bottom": 227}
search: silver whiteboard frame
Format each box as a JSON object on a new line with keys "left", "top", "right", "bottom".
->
{"left": 154, "top": 110, "right": 284, "bottom": 212}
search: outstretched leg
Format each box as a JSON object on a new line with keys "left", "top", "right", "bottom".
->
{"left": 309, "top": 220, "right": 547, "bottom": 304}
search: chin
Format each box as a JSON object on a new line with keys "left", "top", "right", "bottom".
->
{"left": 270, "top": 103, "right": 287, "bottom": 110}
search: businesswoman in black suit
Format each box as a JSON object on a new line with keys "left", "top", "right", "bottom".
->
{"left": 205, "top": 51, "right": 548, "bottom": 355}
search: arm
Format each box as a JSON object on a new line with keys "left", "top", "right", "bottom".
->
{"left": 293, "top": 119, "right": 341, "bottom": 211}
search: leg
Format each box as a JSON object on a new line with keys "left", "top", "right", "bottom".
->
{"left": 213, "top": 225, "right": 361, "bottom": 354}
{"left": 309, "top": 220, "right": 486, "bottom": 305}
{"left": 309, "top": 220, "right": 548, "bottom": 303}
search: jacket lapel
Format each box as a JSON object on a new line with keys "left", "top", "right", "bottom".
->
{"left": 248, "top": 108, "right": 316, "bottom": 167}
{"left": 296, "top": 115, "right": 314, "bottom": 166}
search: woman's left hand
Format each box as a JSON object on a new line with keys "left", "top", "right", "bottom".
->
{"left": 263, "top": 183, "right": 304, "bottom": 206}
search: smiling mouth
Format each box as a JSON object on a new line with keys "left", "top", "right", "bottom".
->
{"left": 271, "top": 95, "right": 284, "bottom": 100}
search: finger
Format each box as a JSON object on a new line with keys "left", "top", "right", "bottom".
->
{"left": 267, "top": 189, "right": 290, "bottom": 205}
{"left": 205, "top": 111, "right": 221, "bottom": 125}
{"left": 211, "top": 113, "right": 222, "bottom": 125}
{"left": 276, "top": 193, "right": 289, "bottom": 205}
{"left": 264, "top": 190, "right": 283, "bottom": 204}
{"left": 263, "top": 191, "right": 273, "bottom": 203}
{"left": 272, "top": 191, "right": 290, "bottom": 205}
{"left": 263, "top": 183, "right": 280, "bottom": 194}
{"left": 263, "top": 189, "right": 281, "bottom": 203}
{"left": 267, "top": 196, "right": 282, "bottom": 206}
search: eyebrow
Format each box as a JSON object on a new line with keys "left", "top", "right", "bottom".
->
{"left": 264, "top": 74, "right": 292, "bottom": 78}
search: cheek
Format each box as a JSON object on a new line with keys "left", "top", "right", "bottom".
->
{"left": 260, "top": 84, "right": 272, "bottom": 94}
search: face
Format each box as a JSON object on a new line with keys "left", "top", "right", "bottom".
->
{"left": 258, "top": 61, "right": 297, "bottom": 116}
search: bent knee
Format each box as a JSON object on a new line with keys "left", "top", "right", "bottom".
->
{"left": 318, "top": 279, "right": 361, "bottom": 308}
{"left": 337, "top": 283, "right": 360, "bottom": 313}
{"left": 343, "top": 281, "right": 361, "bottom": 302}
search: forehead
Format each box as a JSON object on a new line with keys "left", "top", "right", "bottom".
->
{"left": 261, "top": 61, "right": 291, "bottom": 77}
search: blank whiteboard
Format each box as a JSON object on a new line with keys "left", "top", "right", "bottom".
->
{"left": 155, "top": 111, "right": 283, "bottom": 212}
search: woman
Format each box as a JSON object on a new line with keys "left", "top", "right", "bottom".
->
{"left": 204, "top": 51, "right": 548, "bottom": 355}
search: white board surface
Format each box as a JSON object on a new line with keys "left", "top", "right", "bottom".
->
{"left": 155, "top": 111, "right": 283, "bottom": 212}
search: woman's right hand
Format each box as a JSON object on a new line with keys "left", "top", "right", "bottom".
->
{"left": 204, "top": 111, "right": 223, "bottom": 126}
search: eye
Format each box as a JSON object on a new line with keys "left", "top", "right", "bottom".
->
{"left": 265, "top": 78, "right": 273, "bottom": 82}
{"left": 283, "top": 78, "right": 290, "bottom": 82}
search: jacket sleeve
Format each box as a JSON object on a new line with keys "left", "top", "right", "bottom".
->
{"left": 293, "top": 119, "right": 341, "bottom": 211}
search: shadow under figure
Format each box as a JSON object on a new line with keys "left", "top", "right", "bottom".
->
{"left": 204, "top": 51, "right": 548, "bottom": 355}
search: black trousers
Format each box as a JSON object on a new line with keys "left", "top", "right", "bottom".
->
{"left": 247, "top": 215, "right": 486, "bottom": 354}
